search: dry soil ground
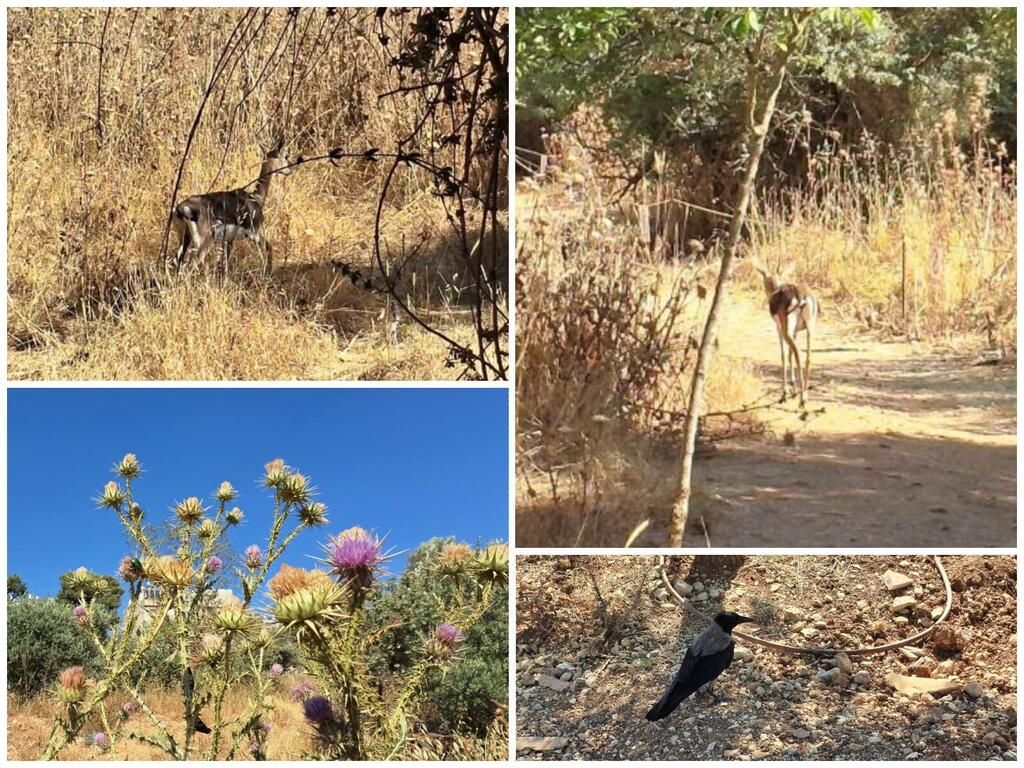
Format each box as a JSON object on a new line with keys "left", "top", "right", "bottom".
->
{"left": 688, "top": 295, "right": 1016, "bottom": 547}
{"left": 516, "top": 555, "right": 1017, "bottom": 761}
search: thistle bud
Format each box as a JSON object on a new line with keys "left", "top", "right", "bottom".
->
{"left": 119, "top": 557, "right": 144, "bottom": 582}
{"left": 197, "top": 519, "right": 218, "bottom": 540}
{"left": 215, "top": 481, "right": 236, "bottom": 503}
{"left": 436, "top": 542, "right": 473, "bottom": 579}
{"left": 245, "top": 545, "right": 263, "bottom": 570}
{"left": 128, "top": 502, "right": 143, "bottom": 520}
{"left": 302, "top": 696, "right": 335, "bottom": 724}
{"left": 226, "top": 507, "right": 244, "bottom": 526}
{"left": 174, "top": 497, "right": 205, "bottom": 525}
{"left": 280, "top": 473, "right": 312, "bottom": 505}
{"left": 116, "top": 453, "right": 141, "bottom": 480}
{"left": 469, "top": 542, "right": 509, "bottom": 586}
{"left": 266, "top": 663, "right": 284, "bottom": 678}
{"left": 91, "top": 731, "right": 110, "bottom": 751}
{"left": 264, "top": 459, "right": 288, "bottom": 488}
{"left": 99, "top": 481, "right": 126, "bottom": 509}
{"left": 299, "top": 502, "right": 328, "bottom": 527}
{"left": 56, "top": 666, "right": 86, "bottom": 704}
{"left": 66, "top": 566, "right": 94, "bottom": 591}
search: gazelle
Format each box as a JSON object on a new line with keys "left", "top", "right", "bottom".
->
{"left": 751, "top": 259, "right": 819, "bottom": 405}
{"left": 171, "top": 139, "right": 292, "bottom": 277}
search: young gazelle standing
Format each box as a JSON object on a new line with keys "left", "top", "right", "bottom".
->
{"left": 751, "top": 259, "right": 819, "bottom": 405}
{"left": 171, "top": 139, "right": 292, "bottom": 277}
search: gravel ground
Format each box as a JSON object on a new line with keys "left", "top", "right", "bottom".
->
{"left": 516, "top": 555, "right": 1016, "bottom": 761}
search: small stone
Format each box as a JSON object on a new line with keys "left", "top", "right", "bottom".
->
{"left": 852, "top": 671, "right": 871, "bottom": 686}
{"left": 517, "top": 736, "right": 568, "bottom": 752}
{"left": 734, "top": 646, "right": 753, "bottom": 662}
{"left": 559, "top": 671, "right": 573, "bottom": 682}
{"left": 964, "top": 682, "right": 984, "bottom": 698}
{"left": 931, "top": 607, "right": 944, "bottom": 620}
{"left": 801, "top": 627, "right": 819, "bottom": 639}
{"left": 792, "top": 728, "right": 810, "bottom": 739}
{"left": 834, "top": 652, "right": 854, "bottom": 674}
{"left": 930, "top": 624, "right": 962, "bottom": 652}
{"left": 883, "top": 570, "right": 914, "bottom": 592}
{"left": 781, "top": 606, "right": 802, "bottom": 623}
{"left": 982, "top": 732, "right": 998, "bottom": 746}
{"left": 885, "top": 672, "right": 962, "bottom": 697}
{"left": 534, "top": 674, "right": 570, "bottom": 692}
{"left": 673, "top": 580, "right": 693, "bottom": 596}
{"left": 892, "top": 595, "right": 918, "bottom": 613}
{"left": 556, "top": 662, "right": 574, "bottom": 672}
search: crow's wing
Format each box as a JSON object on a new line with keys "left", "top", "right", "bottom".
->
{"left": 646, "top": 629, "right": 735, "bottom": 721}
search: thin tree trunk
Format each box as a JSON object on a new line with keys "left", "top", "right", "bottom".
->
{"left": 669, "top": 48, "right": 793, "bottom": 547}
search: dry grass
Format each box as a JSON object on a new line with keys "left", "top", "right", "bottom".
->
{"left": 7, "top": 7, "right": 506, "bottom": 380}
{"left": 7, "top": 677, "right": 507, "bottom": 761}
{"left": 515, "top": 179, "right": 767, "bottom": 546}
{"left": 744, "top": 135, "right": 1016, "bottom": 347}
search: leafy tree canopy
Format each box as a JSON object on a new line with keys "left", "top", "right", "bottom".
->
{"left": 8, "top": 574, "right": 28, "bottom": 599}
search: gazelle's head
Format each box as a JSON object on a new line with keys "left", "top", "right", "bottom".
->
{"left": 750, "top": 258, "right": 778, "bottom": 298}
{"left": 261, "top": 138, "right": 293, "bottom": 179}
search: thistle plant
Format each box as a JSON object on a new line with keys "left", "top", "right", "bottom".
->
{"left": 39, "top": 455, "right": 325, "bottom": 760}
{"left": 39, "top": 454, "right": 506, "bottom": 761}
{"left": 267, "top": 536, "right": 509, "bottom": 760}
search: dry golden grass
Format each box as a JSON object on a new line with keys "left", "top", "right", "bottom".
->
{"left": 7, "top": 678, "right": 507, "bottom": 761}
{"left": 7, "top": 8, "right": 506, "bottom": 381}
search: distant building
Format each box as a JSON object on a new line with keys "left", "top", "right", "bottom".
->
{"left": 126, "top": 586, "right": 238, "bottom": 630}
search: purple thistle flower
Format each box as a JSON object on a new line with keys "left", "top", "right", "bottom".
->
{"left": 303, "top": 695, "right": 334, "bottom": 724}
{"left": 205, "top": 555, "right": 223, "bottom": 574}
{"left": 92, "top": 731, "right": 110, "bottom": 750}
{"left": 290, "top": 680, "right": 316, "bottom": 702}
{"left": 260, "top": 720, "right": 273, "bottom": 735}
{"left": 245, "top": 545, "right": 263, "bottom": 569}
{"left": 327, "top": 530, "right": 384, "bottom": 589}
{"left": 73, "top": 605, "right": 89, "bottom": 625}
{"left": 267, "top": 663, "right": 284, "bottom": 678}
{"left": 118, "top": 556, "right": 142, "bottom": 582}
{"left": 434, "top": 623, "right": 464, "bottom": 648}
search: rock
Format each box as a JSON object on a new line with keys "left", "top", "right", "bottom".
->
{"left": 522, "top": 674, "right": 538, "bottom": 687}
{"left": 801, "top": 627, "right": 819, "bottom": 639}
{"left": 930, "top": 624, "right": 963, "bottom": 652}
{"left": 894, "top": 616, "right": 910, "bottom": 626}
{"left": 982, "top": 732, "right": 998, "bottom": 746}
{"left": 654, "top": 588, "right": 669, "bottom": 602}
{"left": 892, "top": 595, "right": 918, "bottom": 613}
{"left": 556, "top": 662, "right": 575, "bottom": 672}
{"left": 931, "top": 607, "right": 944, "bottom": 620}
{"left": 964, "top": 682, "right": 984, "bottom": 698}
{"left": 734, "top": 646, "right": 753, "bottom": 662}
{"left": 781, "top": 606, "right": 802, "bottom": 623}
{"left": 852, "top": 671, "right": 871, "bottom": 686}
{"left": 885, "top": 672, "right": 962, "bottom": 697}
{"left": 834, "top": 652, "right": 854, "bottom": 674}
{"left": 883, "top": 570, "right": 914, "bottom": 592}
{"left": 535, "top": 674, "right": 571, "bottom": 692}
{"left": 694, "top": 592, "right": 708, "bottom": 602}
{"left": 673, "top": 580, "right": 693, "bottom": 596}
{"left": 517, "top": 736, "right": 568, "bottom": 752}
{"left": 559, "top": 671, "right": 573, "bottom": 682}
{"left": 792, "top": 728, "right": 810, "bottom": 739}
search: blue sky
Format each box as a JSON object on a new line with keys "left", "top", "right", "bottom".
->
{"left": 8, "top": 388, "right": 508, "bottom": 604}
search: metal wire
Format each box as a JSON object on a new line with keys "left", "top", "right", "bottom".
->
{"left": 658, "top": 555, "right": 953, "bottom": 656}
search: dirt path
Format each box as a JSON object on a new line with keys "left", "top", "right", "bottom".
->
{"left": 694, "top": 293, "right": 1016, "bottom": 547}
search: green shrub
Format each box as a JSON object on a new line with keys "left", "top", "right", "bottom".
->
{"left": 8, "top": 597, "right": 102, "bottom": 696}
{"left": 368, "top": 538, "right": 508, "bottom": 735}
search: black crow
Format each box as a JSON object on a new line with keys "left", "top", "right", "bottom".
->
{"left": 645, "top": 610, "right": 752, "bottom": 721}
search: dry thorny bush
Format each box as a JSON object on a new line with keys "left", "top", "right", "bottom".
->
{"left": 41, "top": 454, "right": 508, "bottom": 760}
{"left": 8, "top": 7, "right": 508, "bottom": 380}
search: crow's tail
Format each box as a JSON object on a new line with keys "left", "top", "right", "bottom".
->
{"left": 645, "top": 680, "right": 697, "bottom": 721}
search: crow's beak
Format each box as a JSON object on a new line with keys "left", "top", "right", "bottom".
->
{"left": 736, "top": 614, "right": 753, "bottom": 624}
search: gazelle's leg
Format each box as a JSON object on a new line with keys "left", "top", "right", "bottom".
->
{"left": 784, "top": 325, "right": 804, "bottom": 405}
{"left": 775, "top": 318, "right": 789, "bottom": 402}
{"left": 804, "top": 326, "right": 812, "bottom": 397}
{"left": 258, "top": 236, "right": 274, "bottom": 278}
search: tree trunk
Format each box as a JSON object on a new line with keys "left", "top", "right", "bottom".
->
{"left": 668, "top": 49, "right": 793, "bottom": 547}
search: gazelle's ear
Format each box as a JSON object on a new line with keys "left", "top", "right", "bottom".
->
{"left": 749, "top": 257, "right": 767, "bottom": 275}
